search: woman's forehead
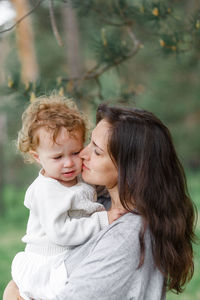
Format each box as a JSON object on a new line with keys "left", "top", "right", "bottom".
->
{"left": 92, "top": 120, "right": 111, "bottom": 138}
{"left": 92, "top": 120, "right": 111, "bottom": 149}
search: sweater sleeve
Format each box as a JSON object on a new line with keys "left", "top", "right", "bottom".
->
{"left": 34, "top": 180, "right": 108, "bottom": 246}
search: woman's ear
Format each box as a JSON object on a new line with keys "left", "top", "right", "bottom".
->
{"left": 29, "top": 150, "right": 40, "bottom": 164}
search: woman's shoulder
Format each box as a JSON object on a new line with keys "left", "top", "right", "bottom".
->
{"left": 90, "top": 213, "right": 143, "bottom": 252}
{"left": 110, "top": 212, "right": 143, "bottom": 234}
{"left": 118, "top": 211, "right": 142, "bottom": 224}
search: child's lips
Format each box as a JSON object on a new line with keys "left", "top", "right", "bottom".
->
{"left": 62, "top": 171, "right": 75, "bottom": 177}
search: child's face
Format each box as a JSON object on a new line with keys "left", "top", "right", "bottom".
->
{"left": 31, "top": 127, "right": 83, "bottom": 186}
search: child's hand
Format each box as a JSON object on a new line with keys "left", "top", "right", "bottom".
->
{"left": 3, "top": 280, "right": 24, "bottom": 300}
{"left": 107, "top": 208, "right": 128, "bottom": 224}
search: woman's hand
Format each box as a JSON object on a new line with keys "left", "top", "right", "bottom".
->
{"left": 3, "top": 280, "right": 24, "bottom": 300}
{"left": 107, "top": 208, "right": 128, "bottom": 224}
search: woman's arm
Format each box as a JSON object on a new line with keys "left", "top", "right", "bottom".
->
{"left": 3, "top": 280, "right": 24, "bottom": 300}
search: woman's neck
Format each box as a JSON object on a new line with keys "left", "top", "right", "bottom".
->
{"left": 108, "top": 185, "right": 136, "bottom": 211}
{"left": 107, "top": 185, "right": 124, "bottom": 210}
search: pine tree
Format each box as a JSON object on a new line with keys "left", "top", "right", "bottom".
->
{"left": 1, "top": 0, "right": 199, "bottom": 104}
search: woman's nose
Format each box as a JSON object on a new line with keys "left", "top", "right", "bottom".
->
{"left": 79, "top": 144, "right": 89, "bottom": 160}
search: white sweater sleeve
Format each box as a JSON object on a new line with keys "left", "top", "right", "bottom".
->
{"left": 33, "top": 180, "right": 108, "bottom": 246}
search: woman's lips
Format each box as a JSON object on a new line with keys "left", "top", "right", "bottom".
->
{"left": 82, "top": 163, "right": 89, "bottom": 170}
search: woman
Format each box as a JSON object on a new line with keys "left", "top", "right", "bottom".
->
{"left": 3, "top": 104, "right": 196, "bottom": 300}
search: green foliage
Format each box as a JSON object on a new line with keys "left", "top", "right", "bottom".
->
{"left": 1, "top": 0, "right": 200, "bottom": 97}
{"left": 0, "top": 221, "right": 26, "bottom": 299}
{"left": 167, "top": 171, "right": 200, "bottom": 300}
{"left": 190, "top": 10, "right": 200, "bottom": 54}
{"left": 2, "top": 0, "right": 199, "bottom": 97}
{"left": 2, "top": 185, "right": 28, "bottom": 222}
{"left": 159, "top": 32, "right": 183, "bottom": 54}
{"left": 93, "top": 27, "right": 132, "bottom": 64}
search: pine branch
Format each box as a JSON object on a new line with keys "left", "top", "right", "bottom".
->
{"left": 0, "top": 0, "right": 44, "bottom": 34}
{"left": 60, "top": 26, "right": 141, "bottom": 83}
{"left": 48, "top": 0, "right": 64, "bottom": 46}
{"left": 95, "top": 77, "right": 104, "bottom": 100}
{"left": 91, "top": 7, "right": 126, "bottom": 26}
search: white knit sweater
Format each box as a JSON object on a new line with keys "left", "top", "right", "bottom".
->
{"left": 22, "top": 172, "right": 108, "bottom": 256}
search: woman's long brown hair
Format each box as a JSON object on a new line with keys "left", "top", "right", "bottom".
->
{"left": 97, "top": 104, "right": 197, "bottom": 294}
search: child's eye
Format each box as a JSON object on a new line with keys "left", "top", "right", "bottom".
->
{"left": 54, "top": 156, "right": 62, "bottom": 160}
{"left": 72, "top": 151, "right": 80, "bottom": 156}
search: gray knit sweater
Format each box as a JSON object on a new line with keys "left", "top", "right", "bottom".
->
{"left": 56, "top": 213, "right": 166, "bottom": 300}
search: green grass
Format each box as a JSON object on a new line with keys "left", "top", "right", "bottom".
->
{"left": 0, "top": 223, "right": 25, "bottom": 298}
{"left": 0, "top": 172, "right": 199, "bottom": 299}
{"left": 167, "top": 171, "right": 200, "bottom": 300}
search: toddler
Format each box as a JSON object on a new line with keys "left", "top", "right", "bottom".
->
{"left": 11, "top": 95, "right": 111, "bottom": 299}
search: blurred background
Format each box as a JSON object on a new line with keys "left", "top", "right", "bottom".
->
{"left": 0, "top": 0, "right": 199, "bottom": 298}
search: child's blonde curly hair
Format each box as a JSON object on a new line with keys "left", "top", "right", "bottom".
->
{"left": 18, "top": 94, "right": 88, "bottom": 163}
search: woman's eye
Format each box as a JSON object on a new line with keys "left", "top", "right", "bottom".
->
{"left": 94, "top": 149, "right": 100, "bottom": 156}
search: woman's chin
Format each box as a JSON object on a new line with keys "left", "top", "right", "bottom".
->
{"left": 81, "top": 170, "right": 90, "bottom": 182}
{"left": 82, "top": 172, "right": 96, "bottom": 185}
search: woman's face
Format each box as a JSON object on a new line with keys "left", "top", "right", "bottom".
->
{"left": 80, "top": 120, "right": 118, "bottom": 189}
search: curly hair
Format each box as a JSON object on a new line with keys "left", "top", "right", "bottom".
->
{"left": 18, "top": 94, "right": 88, "bottom": 163}
{"left": 97, "top": 103, "right": 197, "bottom": 294}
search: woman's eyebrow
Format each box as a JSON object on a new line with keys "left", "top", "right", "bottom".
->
{"left": 92, "top": 140, "right": 104, "bottom": 152}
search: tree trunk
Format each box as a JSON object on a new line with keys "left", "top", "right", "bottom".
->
{"left": 0, "top": 37, "right": 9, "bottom": 84}
{"left": 11, "top": 0, "right": 39, "bottom": 84}
{"left": 62, "top": 1, "right": 93, "bottom": 117}
{"left": 62, "top": 1, "right": 83, "bottom": 78}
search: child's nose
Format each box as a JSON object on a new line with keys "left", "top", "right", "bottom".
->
{"left": 63, "top": 157, "right": 74, "bottom": 168}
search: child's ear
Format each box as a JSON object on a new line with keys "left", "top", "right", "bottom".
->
{"left": 29, "top": 150, "right": 40, "bottom": 164}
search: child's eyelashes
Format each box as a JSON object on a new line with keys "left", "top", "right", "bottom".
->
{"left": 52, "top": 151, "right": 81, "bottom": 159}
{"left": 53, "top": 155, "right": 62, "bottom": 160}
{"left": 72, "top": 151, "right": 80, "bottom": 156}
